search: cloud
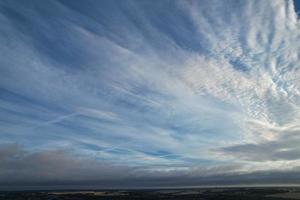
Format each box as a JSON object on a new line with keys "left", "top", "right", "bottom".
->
{"left": 0, "top": 0, "right": 300, "bottom": 188}
{"left": 219, "top": 128, "right": 300, "bottom": 162}
{"left": 2, "top": 144, "right": 300, "bottom": 190}
{"left": 0, "top": 144, "right": 133, "bottom": 185}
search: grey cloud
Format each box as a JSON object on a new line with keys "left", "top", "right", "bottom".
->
{"left": 220, "top": 129, "right": 300, "bottom": 161}
{"left": 0, "top": 144, "right": 133, "bottom": 184}
{"left": 0, "top": 144, "right": 244, "bottom": 189}
{"left": 2, "top": 144, "right": 300, "bottom": 190}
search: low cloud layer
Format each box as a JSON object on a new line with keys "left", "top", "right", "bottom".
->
{"left": 220, "top": 129, "right": 300, "bottom": 162}
{"left": 0, "top": 0, "right": 300, "bottom": 189}
{"left": 2, "top": 144, "right": 300, "bottom": 190}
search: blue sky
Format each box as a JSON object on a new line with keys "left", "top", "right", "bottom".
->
{"left": 1, "top": 0, "right": 300, "bottom": 189}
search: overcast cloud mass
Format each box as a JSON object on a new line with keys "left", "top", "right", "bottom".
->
{"left": 1, "top": 0, "right": 300, "bottom": 190}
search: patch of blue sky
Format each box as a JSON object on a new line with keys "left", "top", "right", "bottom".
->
{"left": 295, "top": 0, "right": 300, "bottom": 16}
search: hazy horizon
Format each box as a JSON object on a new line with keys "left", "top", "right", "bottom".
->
{"left": 1, "top": 0, "right": 300, "bottom": 190}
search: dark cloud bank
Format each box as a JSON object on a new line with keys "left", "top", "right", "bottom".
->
{"left": 221, "top": 129, "right": 300, "bottom": 161}
{"left": 1, "top": 144, "right": 300, "bottom": 190}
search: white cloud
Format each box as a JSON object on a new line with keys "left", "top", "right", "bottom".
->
{"left": 0, "top": 0, "right": 300, "bottom": 186}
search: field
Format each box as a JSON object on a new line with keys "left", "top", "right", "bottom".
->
{"left": 1, "top": 187, "right": 300, "bottom": 200}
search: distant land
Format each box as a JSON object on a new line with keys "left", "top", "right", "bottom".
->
{"left": 2, "top": 187, "right": 300, "bottom": 200}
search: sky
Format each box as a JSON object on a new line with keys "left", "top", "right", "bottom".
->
{"left": 0, "top": 0, "right": 300, "bottom": 190}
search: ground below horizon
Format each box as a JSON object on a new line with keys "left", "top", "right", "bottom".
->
{"left": 2, "top": 187, "right": 300, "bottom": 200}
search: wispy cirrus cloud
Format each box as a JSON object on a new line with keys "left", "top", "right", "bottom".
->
{"left": 0, "top": 0, "right": 300, "bottom": 188}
